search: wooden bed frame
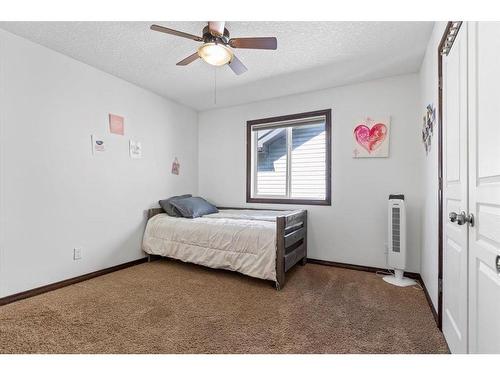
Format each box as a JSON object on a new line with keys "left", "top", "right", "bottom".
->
{"left": 146, "top": 207, "right": 307, "bottom": 290}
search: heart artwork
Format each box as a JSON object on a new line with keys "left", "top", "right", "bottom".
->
{"left": 353, "top": 123, "right": 388, "bottom": 153}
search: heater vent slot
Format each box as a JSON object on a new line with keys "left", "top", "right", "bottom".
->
{"left": 392, "top": 207, "right": 400, "bottom": 253}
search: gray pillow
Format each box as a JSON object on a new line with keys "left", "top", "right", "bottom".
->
{"left": 169, "top": 197, "right": 218, "bottom": 218}
{"left": 159, "top": 194, "right": 192, "bottom": 217}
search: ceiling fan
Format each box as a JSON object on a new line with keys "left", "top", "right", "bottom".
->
{"left": 150, "top": 21, "right": 277, "bottom": 75}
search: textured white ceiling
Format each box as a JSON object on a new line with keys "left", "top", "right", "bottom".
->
{"left": 0, "top": 22, "right": 433, "bottom": 110}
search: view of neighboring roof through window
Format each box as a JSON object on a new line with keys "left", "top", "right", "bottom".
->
{"left": 247, "top": 109, "right": 331, "bottom": 205}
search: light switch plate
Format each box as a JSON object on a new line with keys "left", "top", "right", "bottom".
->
{"left": 73, "top": 248, "right": 82, "bottom": 260}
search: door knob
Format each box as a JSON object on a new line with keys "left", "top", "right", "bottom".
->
{"left": 449, "top": 212, "right": 457, "bottom": 222}
{"left": 496, "top": 255, "right": 500, "bottom": 273}
{"left": 456, "top": 211, "right": 474, "bottom": 226}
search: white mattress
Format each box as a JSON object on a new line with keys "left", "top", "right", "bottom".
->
{"left": 204, "top": 209, "right": 293, "bottom": 222}
{"left": 141, "top": 210, "right": 291, "bottom": 281}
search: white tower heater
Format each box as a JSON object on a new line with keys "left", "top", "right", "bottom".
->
{"left": 383, "top": 194, "right": 416, "bottom": 287}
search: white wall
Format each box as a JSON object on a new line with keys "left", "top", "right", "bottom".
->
{"left": 0, "top": 27, "right": 433, "bottom": 298}
{"left": 0, "top": 30, "right": 198, "bottom": 297}
{"left": 198, "top": 74, "right": 423, "bottom": 272}
{"left": 418, "top": 22, "right": 447, "bottom": 310}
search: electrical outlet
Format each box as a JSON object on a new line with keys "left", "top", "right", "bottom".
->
{"left": 73, "top": 248, "right": 82, "bottom": 260}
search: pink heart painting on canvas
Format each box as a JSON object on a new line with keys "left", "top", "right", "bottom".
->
{"left": 353, "top": 123, "right": 388, "bottom": 153}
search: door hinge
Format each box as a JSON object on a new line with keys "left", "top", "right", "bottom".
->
{"left": 438, "top": 177, "right": 443, "bottom": 192}
{"left": 438, "top": 278, "right": 443, "bottom": 294}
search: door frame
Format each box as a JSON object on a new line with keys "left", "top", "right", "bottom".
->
{"left": 437, "top": 21, "right": 463, "bottom": 330}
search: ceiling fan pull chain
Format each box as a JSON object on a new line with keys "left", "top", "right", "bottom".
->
{"left": 214, "top": 67, "right": 217, "bottom": 105}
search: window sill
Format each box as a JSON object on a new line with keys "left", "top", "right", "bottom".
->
{"left": 246, "top": 197, "right": 331, "bottom": 206}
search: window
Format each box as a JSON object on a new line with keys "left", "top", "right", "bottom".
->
{"left": 246, "top": 109, "right": 331, "bottom": 205}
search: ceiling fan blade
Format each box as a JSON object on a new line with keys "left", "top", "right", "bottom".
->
{"left": 208, "top": 21, "right": 225, "bottom": 36}
{"left": 176, "top": 52, "right": 200, "bottom": 66}
{"left": 229, "top": 37, "right": 277, "bottom": 50}
{"left": 228, "top": 55, "right": 248, "bottom": 75}
{"left": 150, "top": 24, "right": 203, "bottom": 42}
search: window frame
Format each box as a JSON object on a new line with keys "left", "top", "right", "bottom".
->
{"left": 246, "top": 109, "right": 332, "bottom": 206}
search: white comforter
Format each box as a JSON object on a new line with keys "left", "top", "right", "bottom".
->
{"left": 142, "top": 210, "right": 291, "bottom": 281}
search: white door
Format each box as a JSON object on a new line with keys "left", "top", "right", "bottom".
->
{"left": 467, "top": 21, "right": 500, "bottom": 354}
{"left": 442, "top": 23, "right": 469, "bottom": 354}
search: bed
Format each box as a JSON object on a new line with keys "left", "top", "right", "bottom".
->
{"left": 142, "top": 207, "right": 307, "bottom": 290}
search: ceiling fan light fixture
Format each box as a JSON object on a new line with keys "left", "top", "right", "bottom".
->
{"left": 197, "top": 43, "right": 233, "bottom": 66}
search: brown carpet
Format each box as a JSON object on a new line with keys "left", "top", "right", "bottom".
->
{"left": 0, "top": 259, "right": 448, "bottom": 354}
